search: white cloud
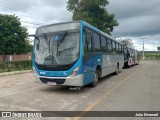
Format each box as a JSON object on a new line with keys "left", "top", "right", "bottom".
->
{"left": 108, "top": 0, "right": 160, "bottom": 51}
{"left": 1, "top": 0, "right": 160, "bottom": 51}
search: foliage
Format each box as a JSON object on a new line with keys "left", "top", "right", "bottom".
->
{"left": 0, "top": 60, "right": 32, "bottom": 73}
{"left": 139, "top": 51, "right": 160, "bottom": 60}
{"left": 0, "top": 14, "right": 29, "bottom": 61}
{"left": 67, "top": 0, "right": 119, "bottom": 35}
{"left": 119, "top": 39, "right": 133, "bottom": 47}
{"left": 157, "top": 46, "right": 160, "bottom": 51}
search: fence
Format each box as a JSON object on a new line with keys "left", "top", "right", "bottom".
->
{"left": 145, "top": 56, "right": 160, "bottom": 60}
{"left": 0, "top": 60, "right": 32, "bottom": 73}
{"left": 139, "top": 52, "right": 160, "bottom": 60}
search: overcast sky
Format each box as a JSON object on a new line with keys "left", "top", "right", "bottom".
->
{"left": 0, "top": 0, "right": 160, "bottom": 51}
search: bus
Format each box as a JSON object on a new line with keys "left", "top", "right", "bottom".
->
{"left": 123, "top": 46, "right": 140, "bottom": 68}
{"left": 30, "top": 21, "right": 124, "bottom": 87}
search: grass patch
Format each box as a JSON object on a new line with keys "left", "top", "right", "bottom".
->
{"left": 0, "top": 60, "right": 32, "bottom": 73}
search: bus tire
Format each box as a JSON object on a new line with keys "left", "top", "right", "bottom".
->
{"left": 128, "top": 64, "right": 131, "bottom": 68}
{"left": 128, "top": 59, "right": 131, "bottom": 68}
{"left": 114, "top": 65, "right": 119, "bottom": 75}
{"left": 91, "top": 70, "right": 99, "bottom": 87}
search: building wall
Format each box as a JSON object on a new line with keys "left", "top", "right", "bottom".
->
{"left": 0, "top": 54, "right": 31, "bottom": 62}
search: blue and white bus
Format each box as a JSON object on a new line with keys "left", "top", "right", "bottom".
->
{"left": 123, "top": 46, "right": 140, "bottom": 68}
{"left": 31, "top": 21, "right": 124, "bottom": 87}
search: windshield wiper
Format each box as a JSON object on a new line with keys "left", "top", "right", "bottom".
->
{"left": 57, "top": 32, "right": 68, "bottom": 56}
{"left": 57, "top": 32, "right": 68, "bottom": 46}
{"left": 43, "top": 34, "right": 51, "bottom": 53}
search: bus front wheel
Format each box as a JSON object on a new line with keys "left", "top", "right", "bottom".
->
{"left": 91, "top": 71, "right": 99, "bottom": 87}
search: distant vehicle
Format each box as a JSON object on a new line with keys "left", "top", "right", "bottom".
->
{"left": 123, "top": 46, "right": 140, "bottom": 68}
{"left": 30, "top": 21, "right": 124, "bottom": 87}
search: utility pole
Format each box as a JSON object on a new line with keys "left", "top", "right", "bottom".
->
{"left": 140, "top": 38, "right": 147, "bottom": 60}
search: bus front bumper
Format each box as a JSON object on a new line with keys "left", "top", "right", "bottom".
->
{"left": 33, "top": 73, "right": 84, "bottom": 87}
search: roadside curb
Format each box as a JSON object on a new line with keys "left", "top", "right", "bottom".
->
{"left": 0, "top": 70, "right": 32, "bottom": 77}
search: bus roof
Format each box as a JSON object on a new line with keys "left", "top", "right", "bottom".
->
{"left": 36, "top": 20, "right": 123, "bottom": 45}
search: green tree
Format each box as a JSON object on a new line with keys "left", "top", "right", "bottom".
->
{"left": 157, "top": 46, "right": 160, "bottom": 51}
{"left": 67, "top": 0, "right": 118, "bottom": 35}
{"left": 119, "top": 39, "right": 133, "bottom": 47}
{"left": 0, "top": 14, "right": 30, "bottom": 61}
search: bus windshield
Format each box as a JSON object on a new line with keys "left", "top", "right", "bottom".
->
{"left": 34, "top": 31, "right": 79, "bottom": 65}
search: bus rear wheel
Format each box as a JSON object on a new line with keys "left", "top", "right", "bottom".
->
{"left": 128, "top": 64, "right": 131, "bottom": 68}
{"left": 91, "top": 70, "right": 99, "bottom": 87}
{"left": 114, "top": 65, "right": 119, "bottom": 75}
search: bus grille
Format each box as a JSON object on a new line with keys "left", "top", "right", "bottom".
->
{"left": 40, "top": 78, "right": 66, "bottom": 84}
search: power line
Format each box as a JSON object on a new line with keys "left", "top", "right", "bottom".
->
{"left": 0, "top": 5, "right": 66, "bottom": 27}
{"left": 0, "top": 0, "right": 43, "bottom": 14}
{"left": 0, "top": 2, "right": 47, "bottom": 18}
{"left": 0, "top": 2, "right": 66, "bottom": 22}
{"left": 23, "top": 25, "right": 38, "bottom": 29}
{"left": 20, "top": 21, "right": 43, "bottom": 26}
{"left": 0, "top": 1, "right": 71, "bottom": 32}
{"left": 0, "top": 8, "right": 47, "bottom": 27}
{"left": 0, "top": 10, "right": 42, "bottom": 29}
{"left": 0, "top": 0, "right": 54, "bottom": 17}
{"left": 0, "top": 4, "right": 52, "bottom": 22}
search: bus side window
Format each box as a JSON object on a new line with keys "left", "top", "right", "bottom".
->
{"left": 127, "top": 49, "right": 130, "bottom": 57}
{"left": 83, "top": 28, "right": 93, "bottom": 55}
{"left": 112, "top": 41, "right": 116, "bottom": 54}
{"left": 116, "top": 43, "right": 119, "bottom": 54}
{"left": 122, "top": 46, "right": 124, "bottom": 54}
{"left": 119, "top": 44, "right": 122, "bottom": 54}
{"left": 101, "top": 36, "right": 107, "bottom": 53}
{"left": 93, "top": 32, "right": 101, "bottom": 52}
{"left": 107, "top": 39, "right": 112, "bottom": 54}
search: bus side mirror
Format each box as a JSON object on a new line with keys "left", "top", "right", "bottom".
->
{"left": 27, "top": 34, "right": 40, "bottom": 46}
{"left": 26, "top": 35, "right": 35, "bottom": 47}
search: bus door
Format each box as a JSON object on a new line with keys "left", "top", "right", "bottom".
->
{"left": 83, "top": 28, "right": 95, "bottom": 85}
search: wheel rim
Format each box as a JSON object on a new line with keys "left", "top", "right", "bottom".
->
{"left": 116, "top": 66, "right": 119, "bottom": 74}
{"left": 95, "top": 73, "right": 98, "bottom": 83}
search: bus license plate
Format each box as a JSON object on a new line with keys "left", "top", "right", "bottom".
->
{"left": 47, "top": 81, "right": 57, "bottom": 85}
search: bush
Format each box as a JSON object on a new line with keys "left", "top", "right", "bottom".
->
{"left": 0, "top": 60, "right": 32, "bottom": 73}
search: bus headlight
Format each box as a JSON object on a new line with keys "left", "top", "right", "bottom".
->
{"left": 32, "top": 67, "right": 39, "bottom": 79}
{"left": 33, "top": 67, "right": 38, "bottom": 77}
{"left": 69, "top": 67, "right": 80, "bottom": 77}
{"left": 32, "top": 67, "right": 42, "bottom": 83}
